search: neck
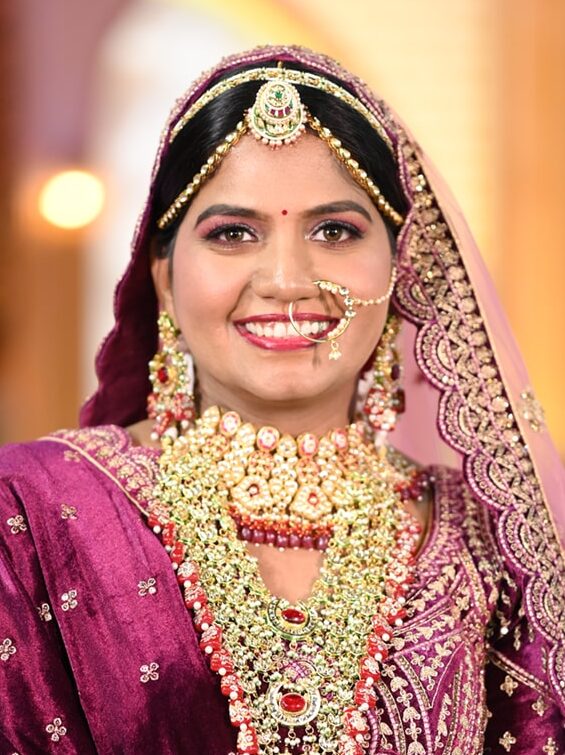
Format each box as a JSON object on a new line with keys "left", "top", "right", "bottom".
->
{"left": 197, "top": 382, "right": 356, "bottom": 437}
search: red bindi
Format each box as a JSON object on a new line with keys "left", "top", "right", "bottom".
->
{"left": 281, "top": 209, "right": 288, "bottom": 216}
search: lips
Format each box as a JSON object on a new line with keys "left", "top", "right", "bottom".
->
{"left": 233, "top": 313, "right": 338, "bottom": 351}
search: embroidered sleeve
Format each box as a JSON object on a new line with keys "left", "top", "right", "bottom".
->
{"left": 0, "top": 478, "right": 96, "bottom": 753}
{"left": 484, "top": 571, "right": 565, "bottom": 754}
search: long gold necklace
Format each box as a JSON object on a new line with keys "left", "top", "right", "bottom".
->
{"left": 149, "top": 407, "right": 421, "bottom": 754}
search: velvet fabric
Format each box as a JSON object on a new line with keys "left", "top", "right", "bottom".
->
{"left": 1, "top": 428, "right": 563, "bottom": 753}
{"left": 1, "top": 45, "right": 564, "bottom": 754}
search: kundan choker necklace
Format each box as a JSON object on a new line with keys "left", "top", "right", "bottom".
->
{"left": 148, "top": 407, "right": 423, "bottom": 754}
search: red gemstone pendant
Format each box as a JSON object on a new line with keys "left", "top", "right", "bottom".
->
{"left": 280, "top": 692, "right": 307, "bottom": 714}
{"left": 267, "top": 598, "right": 314, "bottom": 639}
{"left": 281, "top": 607, "right": 306, "bottom": 625}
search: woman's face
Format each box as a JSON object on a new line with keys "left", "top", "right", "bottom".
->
{"left": 153, "top": 132, "right": 394, "bottom": 429}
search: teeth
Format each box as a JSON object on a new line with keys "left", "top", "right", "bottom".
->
{"left": 243, "top": 321, "right": 330, "bottom": 338}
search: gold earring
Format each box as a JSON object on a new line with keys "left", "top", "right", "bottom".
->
{"left": 147, "top": 312, "right": 195, "bottom": 440}
{"left": 362, "top": 314, "right": 405, "bottom": 445}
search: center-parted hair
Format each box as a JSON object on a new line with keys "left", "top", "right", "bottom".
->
{"left": 151, "top": 61, "right": 409, "bottom": 257}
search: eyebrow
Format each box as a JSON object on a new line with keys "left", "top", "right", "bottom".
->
{"left": 194, "top": 200, "right": 372, "bottom": 227}
{"left": 303, "top": 201, "right": 373, "bottom": 223}
{"left": 194, "top": 204, "right": 268, "bottom": 227}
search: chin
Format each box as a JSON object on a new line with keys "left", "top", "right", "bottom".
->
{"left": 243, "top": 375, "right": 334, "bottom": 405}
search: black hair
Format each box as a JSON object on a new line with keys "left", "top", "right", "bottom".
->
{"left": 151, "top": 61, "right": 408, "bottom": 257}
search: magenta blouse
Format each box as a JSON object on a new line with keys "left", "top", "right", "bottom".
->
{"left": 0, "top": 426, "right": 563, "bottom": 754}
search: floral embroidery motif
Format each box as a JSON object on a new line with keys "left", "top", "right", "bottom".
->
{"left": 64, "top": 450, "right": 81, "bottom": 462}
{"left": 61, "top": 589, "right": 78, "bottom": 611}
{"left": 543, "top": 738, "right": 558, "bottom": 755}
{"left": 60, "top": 503, "right": 78, "bottom": 520}
{"left": 499, "top": 731, "right": 517, "bottom": 751}
{"left": 0, "top": 638, "right": 16, "bottom": 661}
{"left": 6, "top": 515, "right": 27, "bottom": 534}
{"left": 140, "top": 662, "right": 159, "bottom": 683}
{"left": 395, "top": 135, "right": 565, "bottom": 711}
{"left": 45, "top": 717, "right": 67, "bottom": 742}
{"left": 500, "top": 674, "right": 518, "bottom": 697}
{"left": 138, "top": 577, "right": 157, "bottom": 596}
{"left": 49, "top": 426, "right": 159, "bottom": 510}
{"left": 519, "top": 388, "right": 546, "bottom": 432}
{"left": 532, "top": 695, "right": 549, "bottom": 716}
{"left": 37, "top": 603, "right": 53, "bottom": 622}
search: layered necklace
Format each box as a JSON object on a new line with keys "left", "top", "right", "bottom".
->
{"left": 148, "top": 406, "right": 423, "bottom": 755}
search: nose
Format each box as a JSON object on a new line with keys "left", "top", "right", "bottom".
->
{"left": 251, "top": 234, "right": 319, "bottom": 304}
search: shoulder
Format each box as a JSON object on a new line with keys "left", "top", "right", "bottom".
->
{"left": 0, "top": 426, "right": 158, "bottom": 570}
{"left": 0, "top": 425, "right": 157, "bottom": 518}
{"left": 0, "top": 425, "right": 128, "bottom": 483}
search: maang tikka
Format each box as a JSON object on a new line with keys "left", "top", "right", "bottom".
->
{"left": 158, "top": 71, "right": 404, "bottom": 230}
{"left": 147, "top": 312, "right": 195, "bottom": 440}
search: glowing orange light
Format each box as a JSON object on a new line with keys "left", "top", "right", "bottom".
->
{"left": 38, "top": 170, "right": 105, "bottom": 230}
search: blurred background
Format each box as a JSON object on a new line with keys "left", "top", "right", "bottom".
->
{"left": 1, "top": 0, "right": 564, "bottom": 455}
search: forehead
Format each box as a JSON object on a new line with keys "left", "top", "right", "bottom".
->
{"left": 186, "top": 131, "right": 373, "bottom": 213}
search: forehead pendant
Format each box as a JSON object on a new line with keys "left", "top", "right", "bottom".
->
{"left": 247, "top": 79, "right": 306, "bottom": 147}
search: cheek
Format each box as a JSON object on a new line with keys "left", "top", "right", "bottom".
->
{"left": 170, "top": 251, "right": 247, "bottom": 336}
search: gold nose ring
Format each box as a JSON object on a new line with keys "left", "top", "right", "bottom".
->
{"left": 287, "top": 267, "right": 397, "bottom": 361}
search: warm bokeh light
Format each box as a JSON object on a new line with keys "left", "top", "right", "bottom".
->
{"left": 38, "top": 169, "right": 105, "bottom": 229}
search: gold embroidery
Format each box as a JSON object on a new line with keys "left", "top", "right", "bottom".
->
{"left": 500, "top": 674, "right": 518, "bottom": 697}
{"left": 396, "top": 135, "right": 565, "bottom": 698}
{"left": 489, "top": 648, "right": 551, "bottom": 697}
{"left": 60, "top": 503, "right": 78, "bottom": 520}
{"left": 532, "top": 696, "right": 549, "bottom": 716}
{"left": 370, "top": 470, "right": 496, "bottom": 754}
{"left": 61, "top": 589, "right": 78, "bottom": 611}
{"left": 138, "top": 577, "right": 157, "bottom": 596}
{"left": 434, "top": 692, "right": 451, "bottom": 748}
{"left": 48, "top": 427, "right": 159, "bottom": 515}
{"left": 6, "top": 515, "right": 27, "bottom": 534}
{"left": 512, "top": 623, "right": 522, "bottom": 650}
{"left": 519, "top": 388, "right": 546, "bottom": 432}
{"left": 63, "top": 450, "right": 81, "bottom": 463}
{"left": 0, "top": 638, "right": 16, "bottom": 661}
{"left": 499, "top": 731, "right": 517, "bottom": 751}
{"left": 37, "top": 603, "right": 53, "bottom": 622}
{"left": 45, "top": 717, "right": 67, "bottom": 742}
{"left": 542, "top": 737, "right": 558, "bottom": 755}
{"left": 139, "top": 662, "right": 159, "bottom": 682}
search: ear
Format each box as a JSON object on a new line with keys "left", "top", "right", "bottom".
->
{"left": 151, "top": 255, "right": 175, "bottom": 314}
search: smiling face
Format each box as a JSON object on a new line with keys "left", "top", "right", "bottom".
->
{"left": 152, "top": 131, "right": 394, "bottom": 434}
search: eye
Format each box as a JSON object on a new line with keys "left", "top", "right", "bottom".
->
{"left": 205, "top": 223, "right": 257, "bottom": 244}
{"left": 310, "top": 220, "right": 362, "bottom": 244}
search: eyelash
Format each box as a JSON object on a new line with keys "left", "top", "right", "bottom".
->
{"left": 205, "top": 223, "right": 257, "bottom": 245}
{"left": 310, "top": 220, "right": 363, "bottom": 244}
{"left": 203, "top": 219, "right": 364, "bottom": 247}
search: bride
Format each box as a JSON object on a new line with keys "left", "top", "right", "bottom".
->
{"left": 0, "top": 46, "right": 563, "bottom": 754}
